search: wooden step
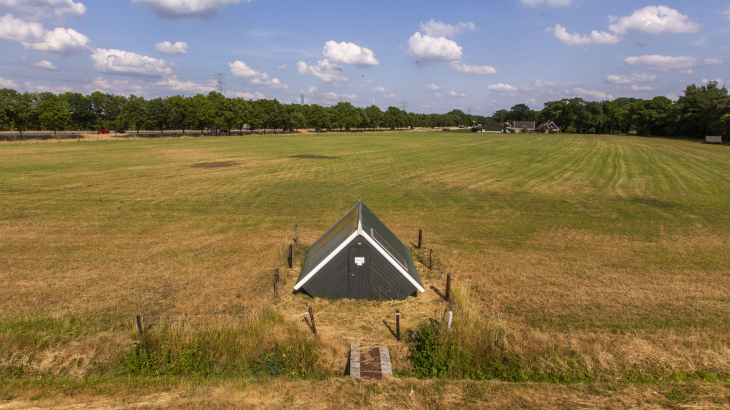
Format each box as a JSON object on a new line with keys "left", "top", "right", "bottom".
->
{"left": 349, "top": 343, "right": 393, "bottom": 380}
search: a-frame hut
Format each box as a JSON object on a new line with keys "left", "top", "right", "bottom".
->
{"left": 293, "top": 200, "right": 424, "bottom": 300}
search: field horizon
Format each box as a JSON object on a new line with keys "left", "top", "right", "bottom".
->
{"left": 2, "top": 131, "right": 730, "bottom": 408}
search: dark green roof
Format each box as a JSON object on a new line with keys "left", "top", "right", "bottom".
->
{"left": 295, "top": 200, "right": 422, "bottom": 290}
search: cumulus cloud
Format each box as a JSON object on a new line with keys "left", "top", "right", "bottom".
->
{"left": 0, "top": 13, "right": 92, "bottom": 55}
{"left": 521, "top": 0, "right": 574, "bottom": 6}
{"left": 0, "top": 0, "right": 86, "bottom": 21}
{"left": 371, "top": 86, "right": 386, "bottom": 92}
{"left": 419, "top": 20, "right": 476, "bottom": 37}
{"left": 155, "top": 75, "right": 215, "bottom": 93}
{"left": 679, "top": 69, "right": 693, "bottom": 75}
{"left": 487, "top": 83, "right": 518, "bottom": 93}
{"left": 629, "top": 85, "right": 654, "bottom": 91}
{"left": 450, "top": 62, "right": 497, "bottom": 75}
{"left": 625, "top": 55, "right": 723, "bottom": 71}
{"left": 25, "top": 81, "right": 72, "bottom": 93}
{"left": 574, "top": 87, "right": 613, "bottom": 100}
{"left": 407, "top": 32, "right": 462, "bottom": 63}
{"left": 91, "top": 48, "right": 172, "bottom": 76}
{"left": 0, "top": 76, "right": 18, "bottom": 88}
{"left": 278, "top": 64, "right": 287, "bottom": 70}
{"left": 297, "top": 59, "right": 347, "bottom": 83}
{"left": 382, "top": 93, "right": 398, "bottom": 100}
{"left": 547, "top": 24, "right": 621, "bottom": 46}
{"left": 423, "top": 82, "right": 441, "bottom": 90}
{"left": 229, "top": 60, "right": 287, "bottom": 89}
{"left": 84, "top": 77, "right": 148, "bottom": 94}
{"left": 722, "top": 8, "right": 730, "bottom": 21}
{"left": 608, "top": 6, "right": 701, "bottom": 35}
{"left": 323, "top": 40, "right": 378, "bottom": 66}
{"left": 155, "top": 40, "right": 188, "bottom": 54}
{"left": 449, "top": 91, "right": 466, "bottom": 97}
{"left": 605, "top": 73, "right": 657, "bottom": 84}
{"left": 33, "top": 60, "right": 58, "bottom": 70}
{"left": 235, "top": 91, "right": 265, "bottom": 100}
{"left": 533, "top": 79, "right": 557, "bottom": 87}
{"left": 132, "top": 0, "right": 252, "bottom": 20}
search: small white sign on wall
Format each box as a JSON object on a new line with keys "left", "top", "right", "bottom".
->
{"left": 354, "top": 257, "right": 365, "bottom": 266}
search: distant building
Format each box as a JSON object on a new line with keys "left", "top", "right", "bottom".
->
{"left": 513, "top": 122, "right": 536, "bottom": 133}
{"left": 536, "top": 121, "right": 560, "bottom": 134}
{"left": 472, "top": 123, "right": 508, "bottom": 133}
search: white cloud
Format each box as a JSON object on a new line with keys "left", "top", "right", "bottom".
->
{"left": 323, "top": 40, "right": 378, "bottom": 67}
{"left": 0, "top": 76, "right": 19, "bottom": 88}
{"left": 155, "top": 75, "right": 214, "bottom": 93}
{"left": 296, "top": 59, "right": 347, "bottom": 83}
{"left": 322, "top": 91, "right": 357, "bottom": 101}
{"left": 626, "top": 55, "right": 723, "bottom": 71}
{"left": 573, "top": 87, "right": 613, "bottom": 100}
{"left": 25, "top": 81, "right": 71, "bottom": 93}
{"left": 278, "top": 64, "right": 287, "bottom": 70}
{"left": 419, "top": 20, "right": 476, "bottom": 37}
{"left": 423, "top": 82, "right": 441, "bottom": 90}
{"left": 521, "top": 0, "right": 574, "bottom": 6}
{"left": 382, "top": 93, "right": 398, "bottom": 100}
{"left": 488, "top": 83, "right": 518, "bottom": 93}
{"left": 91, "top": 48, "right": 172, "bottom": 76}
{"left": 679, "top": 69, "right": 693, "bottom": 75}
{"left": 533, "top": 79, "right": 557, "bottom": 87}
{"left": 722, "top": 8, "right": 730, "bottom": 21}
{"left": 450, "top": 62, "right": 497, "bottom": 75}
{"left": 371, "top": 86, "right": 386, "bottom": 92}
{"left": 155, "top": 40, "right": 188, "bottom": 54}
{"left": 434, "top": 92, "right": 442, "bottom": 98}
{"left": 84, "top": 76, "right": 147, "bottom": 94}
{"left": 547, "top": 24, "right": 621, "bottom": 46}
{"left": 449, "top": 91, "right": 466, "bottom": 97}
{"left": 132, "top": 0, "right": 252, "bottom": 20}
{"left": 233, "top": 91, "right": 264, "bottom": 100}
{"left": 605, "top": 73, "right": 657, "bottom": 84}
{"left": 629, "top": 85, "right": 655, "bottom": 91}
{"left": 0, "top": 13, "right": 92, "bottom": 55}
{"left": 608, "top": 6, "right": 701, "bottom": 35}
{"left": 0, "top": 0, "right": 86, "bottom": 21}
{"left": 33, "top": 60, "right": 58, "bottom": 70}
{"left": 666, "top": 92, "right": 679, "bottom": 101}
{"left": 407, "top": 32, "right": 462, "bottom": 63}
{"left": 229, "top": 60, "right": 287, "bottom": 89}
{"left": 702, "top": 78, "right": 724, "bottom": 84}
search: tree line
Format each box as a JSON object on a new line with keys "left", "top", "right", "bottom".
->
{"left": 1, "top": 81, "right": 728, "bottom": 139}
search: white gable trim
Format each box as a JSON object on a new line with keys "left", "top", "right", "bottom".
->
{"left": 362, "top": 231, "right": 425, "bottom": 293}
{"left": 293, "top": 231, "right": 358, "bottom": 291}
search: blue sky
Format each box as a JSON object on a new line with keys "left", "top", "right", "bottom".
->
{"left": 1, "top": 0, "right": 729, "bottom": 116}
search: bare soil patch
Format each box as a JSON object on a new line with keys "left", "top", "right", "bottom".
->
{"left": 192, "top": 161, "right": 238, "bottom": 168}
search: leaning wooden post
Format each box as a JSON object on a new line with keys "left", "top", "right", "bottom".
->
{"left": 396, "top": 309, "right": 400, "bottom": 342}
{"left": 294, "top": 225, "right": 299, "bottom": 247}
{"left": 274, "top": 268, "right": 280, "bottom": 296}
{"left": 288, "top": 244, "right": 293, "bottom": 268}
{"left": 135, "top": 315, "right": 143, "bottom": 338}
{"left": 418, "top": 229, "right": 422, "bottom": 249}
{"left": 429, "top": 249, "right": 433, "bottom": 270}
{"left": 308, "top": 307, "right": 317, "bottom": 335}
{"left": 445, "top": 273, "right": 452, "bottom": 302}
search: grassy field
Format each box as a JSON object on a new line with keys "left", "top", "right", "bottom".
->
{"left": 1, "top": 131, "right": 730, "bottom": 408}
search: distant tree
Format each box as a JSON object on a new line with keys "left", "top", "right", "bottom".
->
{"left": 364, "top": 105, "right": 383, "bottom": 129}
{"left": 289, "top": 112, "right": 306, "bottom": 130}
{"left": 491, "top": 109, "right": 509, "bottom": 123}
{"left": 3, "top": 91, "right": 34, "bottom": 140}
{"left": 232, "top": 98, "right": 253, "bottom": 131}
{"left": 60, "top": 92, "right": 94, "bottom": 131}
{"left": 307, "top": 104, "right": 329, "bottom": 129}
{"left": 37, "top": 94, "right": 71, "bottom": 139}
{"left": 147, "top": 97, "right": 172, "bottom": 135}
{"left": 565, "top": 125, "right": 577, "bottom": 133}
{"left": 122, "top": 95, "right": 147, "bottom": 136}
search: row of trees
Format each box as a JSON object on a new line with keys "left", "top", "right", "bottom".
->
{"left": 0, "top": 89, "right": 489, "bottom": 138}
{"left": 1, "top": 82, "right": 728, "bottom": 138}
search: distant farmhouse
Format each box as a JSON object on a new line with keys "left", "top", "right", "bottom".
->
{"left": 536, "top": 121, "right": 560, "bottom": 134}
{"left": 513, "top": 122, "right": 536, "bottom": 133}
{"left": 472, "top": 123, "right": 508, "bottom": 133}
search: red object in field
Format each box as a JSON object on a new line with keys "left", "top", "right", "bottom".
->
{"left": 98, "top": 129, "right": 110, "bottom": 134}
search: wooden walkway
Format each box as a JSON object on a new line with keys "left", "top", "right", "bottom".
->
{"left": 349, "top": 343, "right": 393, "bottom": 380}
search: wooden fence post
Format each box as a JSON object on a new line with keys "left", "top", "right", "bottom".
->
{"left": 396, "top": 309, "right": 400, "bottom": 342}
{"left": 418, "top": 229, "right": 422, "bottom": 249}
{"left": 429, "top": 249, "right": 433, "bottom": 270}
{"left": 274, "top": 268, "right": 280, "bottom": 296}
{"left": 308, "top": 307, "right": 317, "bottom": 335}
{"left": 445, "top": 273, "right": 452, "bottom": 302}
{"left": 294, "top": 225, "right": 299, "bottom": 247}
{"left": 288, "top": 244, "right": 293, "bottom": 268}
{"left": 136, "top": 315, "right": 143, "bottom": 338}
